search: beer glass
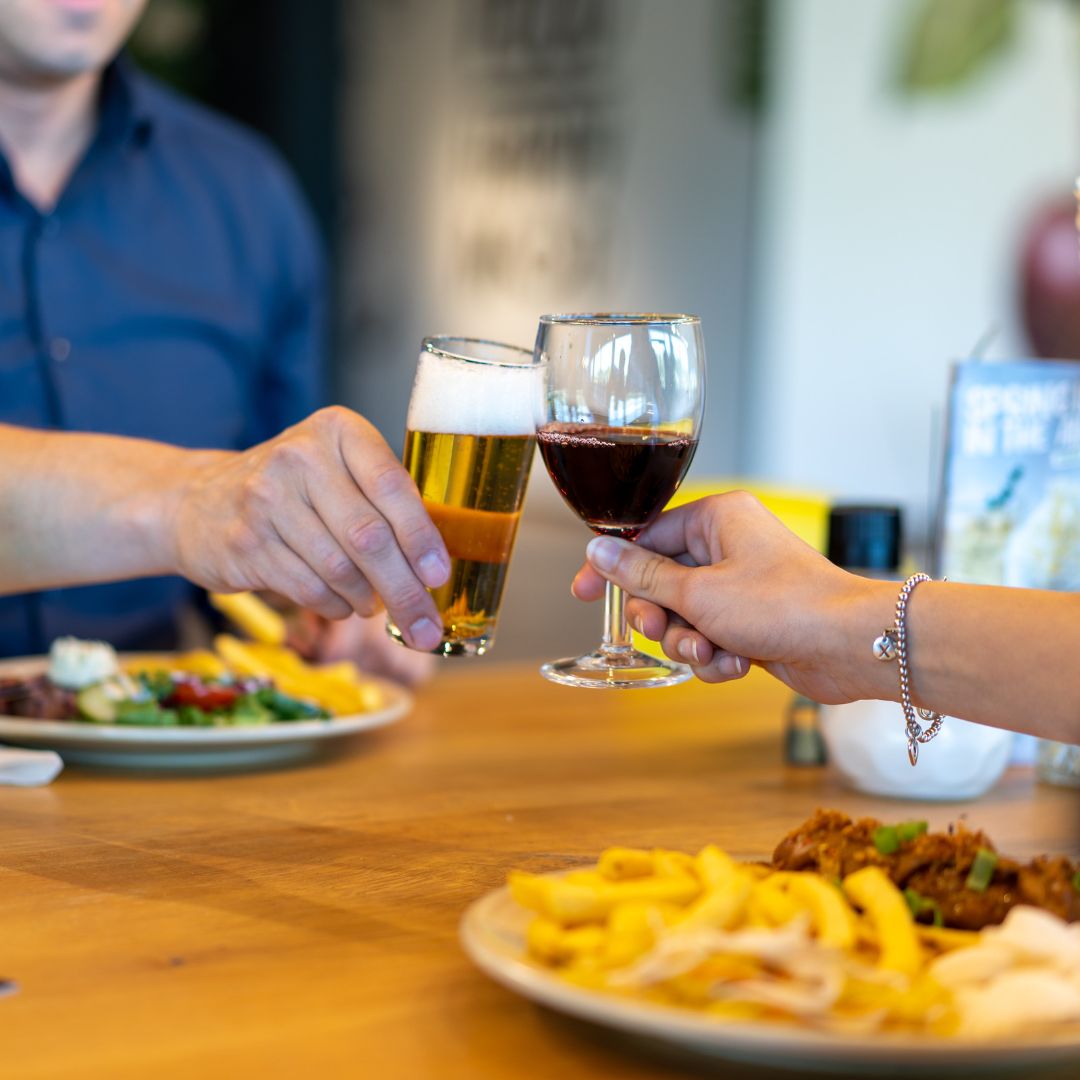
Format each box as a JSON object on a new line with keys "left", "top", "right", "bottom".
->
{"left": 387, "top": 336, "right": 544, "bottom": 656}
{"left": 535, "top": 314, "right": 705, "bottom": 688}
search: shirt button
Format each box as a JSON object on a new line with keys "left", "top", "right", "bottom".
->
{"left": 41, "top": 217, "right": 60, "bottom": 238}
{"left": 49, "top": 337, "right": 71, "bottom": 362}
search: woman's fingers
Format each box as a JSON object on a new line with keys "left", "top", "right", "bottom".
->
{"left": 658, "top": 618, "right": 715, "bottom": 667}
{"left": 691, "top": 651, "right": 751, "bottom": 684}
{"left": 625, "top": 597, "right": 670, "bottom": 641}
{"left": 585, "top": 535, "right": 693, "bottom": 616}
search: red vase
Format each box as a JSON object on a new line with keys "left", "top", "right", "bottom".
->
{"left": 1019, "top": 194, "right": 1080, "bottom": 360}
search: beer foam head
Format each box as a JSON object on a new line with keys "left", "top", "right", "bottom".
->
{"left": 407, "top": 342, "right": 544, "bottom": 436}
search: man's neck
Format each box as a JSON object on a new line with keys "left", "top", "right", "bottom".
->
{"left": 0, "top": 70, "right": 101, "bottom": 212}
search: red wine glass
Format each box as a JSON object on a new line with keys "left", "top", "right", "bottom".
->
{"left": 535, "top": 313, "right": 705, "bottom": 688}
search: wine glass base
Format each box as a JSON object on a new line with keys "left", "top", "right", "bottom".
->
{"left": 540, "top": 648, "right": 692, "bottom": 689}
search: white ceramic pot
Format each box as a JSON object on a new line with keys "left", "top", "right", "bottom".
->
{"left": 819, "top": 700, "right": 1013, "bottom": 801}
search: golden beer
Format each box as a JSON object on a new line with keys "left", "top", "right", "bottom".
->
{"left": 389, "top": 430, "right": 534, "bottom": 654}
{"left": 388, "top": 337, "right": 544, "bottom": 656}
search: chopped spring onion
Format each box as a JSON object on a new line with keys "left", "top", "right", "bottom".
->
{"left": 1072, "top": 870, "right": 1080, "bottom": 895}
{"left": 872, "top": 826, "right": 900, "bottom": 855}
{"left": 872, "top": 821, "right": 928, "bottom": 855}
{"left": 903, "top": 887, "right": 944, "bottom": 927}
{"left": 896, "top": 820, "right": 928, "bottom": 843}
{"left": 964, "top": 847, "right": 998, "bottom": 892}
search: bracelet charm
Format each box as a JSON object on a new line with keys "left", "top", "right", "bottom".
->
{"left": 872, "top": 573, "right": 946, "bottom": 766}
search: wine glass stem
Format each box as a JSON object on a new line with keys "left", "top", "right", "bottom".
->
{"left": 602, "top": 580, "right": 632, "bottom": 656}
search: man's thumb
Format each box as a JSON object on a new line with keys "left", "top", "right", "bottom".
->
{"left": 585, "top": 536, "right": 684, "bottom": 607}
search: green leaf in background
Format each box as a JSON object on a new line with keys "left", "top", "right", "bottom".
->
{"left": 897, "top": 0, "right": 1018, "bottom": 94}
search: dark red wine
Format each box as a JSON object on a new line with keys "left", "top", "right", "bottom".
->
{"left": 537, "top": 423, "right": 698, "bottom": 539}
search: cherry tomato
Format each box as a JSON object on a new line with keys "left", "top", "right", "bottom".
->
{"left": 169, "top": 681, "right": 241, "bottom": 711}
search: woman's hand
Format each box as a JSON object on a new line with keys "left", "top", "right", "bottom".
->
{"left": 171, "top": 407, "right": 450, "bottom": 652}
{"left": 571, "top": 491, "right": 886, "bottom": 704}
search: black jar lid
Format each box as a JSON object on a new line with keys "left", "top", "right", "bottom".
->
{"left": 827, "top": 505, "right": 902, "bottom": 572}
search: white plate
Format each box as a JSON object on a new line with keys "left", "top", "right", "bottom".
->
{"left": 460, "top": 877, "right": 1080, "bottom": 1074}
{"left": 0, "top": 655, "right": 411, "bottom": 770}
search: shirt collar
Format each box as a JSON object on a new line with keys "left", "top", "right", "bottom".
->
{"left": 0, "top": 54, "right": 153, "bottom": 208}
{"left": 98, "top": 53, "right": 154, "bottom": 149}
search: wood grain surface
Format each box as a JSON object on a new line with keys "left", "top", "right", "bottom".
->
{"left": 0, "top": 664, "right": 1076, "bottom": 1079}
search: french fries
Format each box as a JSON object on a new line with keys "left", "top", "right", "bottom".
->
{"left": 842, "top": 866, "right": 922, "bottom": 975}
{"left": 212, "top": 635, "right": 382, "bottom": 714}
{"left": 208, "top": 591, "right": 287, "bottom": 645}
{"left": 128, "top": 588, "right": 384, "bottom": 715}
{"left": 508, "top": 843, "right": 973, "bottom": 1034}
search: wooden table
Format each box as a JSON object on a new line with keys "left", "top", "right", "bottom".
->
{"left": 2, "top": 664, "right": 1077, "bottom": 1079}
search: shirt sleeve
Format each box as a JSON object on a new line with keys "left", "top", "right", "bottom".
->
{"left": 247, "top": 160, "right": 330, "bottom": 445}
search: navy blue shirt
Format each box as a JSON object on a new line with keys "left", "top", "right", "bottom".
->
{"left": 0, "top": 59, "right": 327, "bottom": 657}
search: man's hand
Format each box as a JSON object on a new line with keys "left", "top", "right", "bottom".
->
{"left": 290, "top": 611, "right": 438, "bottom": 689}
{"left": 171, "top": 407, "right": 450, "bottom": 652}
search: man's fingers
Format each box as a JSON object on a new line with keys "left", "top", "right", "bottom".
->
{"left": 270, "top": 504, "right": 382, "bottom": 618}
{"left": 259, "top": 544, "right": 353, "bottom": 622}
{"left": 336, "top": 413, "right": 450, "bottom": 589}
{"left": 305, "top": 472, "right": 444, "bottom": 651}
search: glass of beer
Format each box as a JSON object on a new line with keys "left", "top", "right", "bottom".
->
{"left": 535, "top": 314, "right": 705, "bottom": 688}
{"left": 387, "top": 336, "right": 544, "bottom": 656}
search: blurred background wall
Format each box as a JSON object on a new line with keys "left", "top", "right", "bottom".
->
{"left": 135, "top": 0, "right": 1080, "bottom": 658}
{"left": 745, "top": 0, "right": 1080, "bottom": 538}
{"left": 339, "top": 0, "right": 757, "bottom": 477}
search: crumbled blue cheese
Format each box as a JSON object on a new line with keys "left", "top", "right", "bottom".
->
{"left": 48, "top": 637, "right": 120, "bottom": 690}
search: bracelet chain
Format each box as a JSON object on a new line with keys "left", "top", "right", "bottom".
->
{"left": 872, "top": 573, "right": 946, "bottom": 767}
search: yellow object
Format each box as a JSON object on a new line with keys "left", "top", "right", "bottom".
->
{"left": 603, "top": 901, "right": 667, "bottom": 968}
{"left": 208, "top": 591, "right": 287, "bottom": 645}
{"left": 507, "top": 841, "right": 985, "bottom": 1035}
{"left": 843, "top": 866, "right": 923, "bottom": 975}
{"left": 510, "top": 870, "right": 700, "bottom": 926}
{"left": 676, "top": 874, "right": 750, "bottom": 931}
{"left": 212, "top": 635, "right": 379, "bottom": 715}
{"left": 212, "top": 634, "right": 272, "bottom": 678}
{"left": 132, "top": 634, "right": 381, "bottom": 717}
{"left": 124, "top": 649, "right": 228, "bottom": 680}
{"left": 694, "top": 844, "right": 740, "bottom": 889}
{"left": 746, "top": 877, "right": 803, "bottom": 927}
{"left": 597, "top": 847, "right": 655, "bottom": 881}
{"left": 668, "top": 478, "right": 830, "bottom": 553}
{"left": 771, "top": 871, "right": 857, "bottom": 949}
{"left": 917, "top": 925, "right": 980, "bottom": 952}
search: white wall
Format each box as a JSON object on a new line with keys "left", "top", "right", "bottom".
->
{"left": 745, "top": 0, "right": 1080, "bottom": 539}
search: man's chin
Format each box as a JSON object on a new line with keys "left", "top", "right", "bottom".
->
{"left": 0, "top": 44, "right": 111, "bottom": 84}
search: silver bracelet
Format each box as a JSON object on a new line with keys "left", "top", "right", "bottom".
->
{"left": 872, "top": 573, "right": 946, "bottom": 767}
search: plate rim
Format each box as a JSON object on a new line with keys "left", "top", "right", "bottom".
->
{"left": 459, "top": 877, "right": 1080, "bottom": 1071}
{"left": 0, "top": 653, "right": 411, "bottom": 749}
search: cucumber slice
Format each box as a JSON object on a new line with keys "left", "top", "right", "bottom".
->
{"left": 75, "top": 683, "right": 118, "bottom": 724}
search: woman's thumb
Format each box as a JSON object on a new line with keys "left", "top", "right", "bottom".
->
{"left": 585, "top": 536, "right": 686, "bottom": 609}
